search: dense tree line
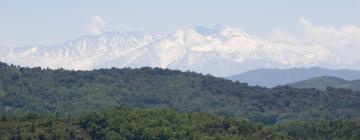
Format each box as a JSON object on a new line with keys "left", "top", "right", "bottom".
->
{"left": 2, "top": 107, "right": 360, "bottom": 140}
{"left": 275, "top": 119, "right": 360, "bottom": 140}
{"left": 1, "top": 62, "right": 360, "bottom": 125}
{"left": 0, "top": 107, "right": 289, "bottom": 140}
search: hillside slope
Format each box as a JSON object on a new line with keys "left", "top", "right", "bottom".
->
{"left": 1, "top": 62, "right": 360, "bottom": 124}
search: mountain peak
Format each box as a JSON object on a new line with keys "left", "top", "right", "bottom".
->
{"left": 176, "top": 24, "right": 250, "bottom": 38}
{"left": 212, "top": 23, "right": 250, "bottom": 38}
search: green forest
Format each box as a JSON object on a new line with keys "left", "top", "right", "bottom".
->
{"left": 1, "top": 108, "right": 360, "bottom": 140}
{"left": 0, "top": 107, "right": 289, "bottom": 140}
{"left": 1, "top": 62, "right": 360, "bottom": 139}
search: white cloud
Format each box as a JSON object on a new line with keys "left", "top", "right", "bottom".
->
{"left": 270, "top": 18, "right": 360, "bottom": 60}
{"left": 300, "top": 18, "right": 360, "bottom": 48}
{"left": 85, "top": 16, "right": 106, "bottom": 35}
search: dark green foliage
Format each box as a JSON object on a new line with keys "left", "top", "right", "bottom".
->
{"left": 276, "top": 119, "right": 360, "bottom": 140}
{"left": 0, "top": 115, "right": 90, "bottom": 140}
{"left": 1, "top": 62, "right": 360, "bottom": 139}
{"left": 2, "top": 62, "right": 360, "bottom": 124}
{"left": 2, "top": 107, "right": 360, "bottom": 140}
{"left": 0, "top": 108, "right": 289, "bottom": 140}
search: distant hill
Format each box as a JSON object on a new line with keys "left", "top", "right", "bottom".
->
{"left": 227, "top": 67, "right": 360, "bottom": 87}
{"left": 290, "top": 76, "right": 360, "bottom": 91}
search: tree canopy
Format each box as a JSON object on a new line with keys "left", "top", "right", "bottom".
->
{"left": 1, "top": 62, "right": 360, "bottom": 125}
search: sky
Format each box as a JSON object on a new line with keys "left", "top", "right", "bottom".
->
{"left": 0, "top": 0, "right": 360, "bottom": 47}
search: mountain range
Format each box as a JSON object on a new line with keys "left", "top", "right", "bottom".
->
{"left": 228, "top": 67, "right": 360, "bottom": 87}
{"left": 0, "top": 24, "right": 357, "bottom": 77}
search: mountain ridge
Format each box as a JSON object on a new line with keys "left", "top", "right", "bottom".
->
{"left": 0, "top": 24, "right": 356, "bottom": 77}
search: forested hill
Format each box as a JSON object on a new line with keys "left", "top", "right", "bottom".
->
{"left": 290, "top": 76, "right": 360, "bottom": 91}
{"left": 1, "top": 62, "right": 360, "bottom": 124}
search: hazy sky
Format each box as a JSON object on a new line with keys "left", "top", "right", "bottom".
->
{"left": 1, "top": 0, "right": 359, "bottom": 47}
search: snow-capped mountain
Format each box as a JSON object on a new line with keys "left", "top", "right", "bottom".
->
{"left": 0, "top": 24, "right": 356, "bottom": 77}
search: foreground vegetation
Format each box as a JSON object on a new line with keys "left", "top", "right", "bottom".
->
{"left": 1, "top": 107, "right": 360, "bottom": 140}
{"left": 0, "top": 107, "right": 289, "bottom": 140}
{"left": 275, "top": 119, "right": 360, "bottom": 140}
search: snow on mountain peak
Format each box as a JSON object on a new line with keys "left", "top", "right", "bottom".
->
{"left": 0, "top": 24, "right": 356, "bottom": 77}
